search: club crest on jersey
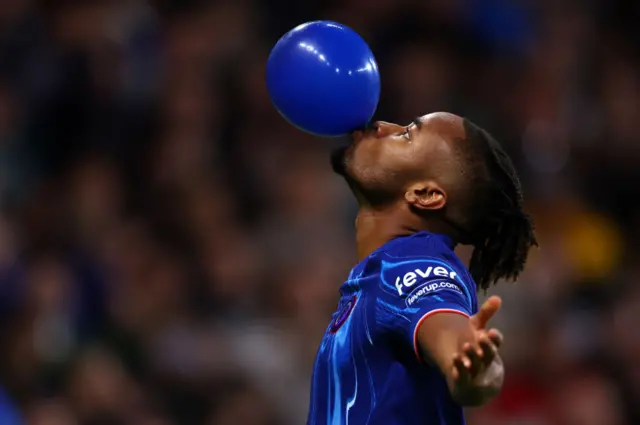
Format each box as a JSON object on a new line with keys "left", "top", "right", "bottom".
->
{"left": 330, "top": 295, "right": 357, "bottom": 333}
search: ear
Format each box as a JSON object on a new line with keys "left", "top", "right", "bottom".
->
{"left": 404, "top": 182, "right": 446, "bottom": 211}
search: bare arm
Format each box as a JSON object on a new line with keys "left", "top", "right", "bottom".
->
{"left": 415, "top": 296, "right": 505, "bottom": 406}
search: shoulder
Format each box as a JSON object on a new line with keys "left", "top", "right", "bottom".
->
{"left": 365, "top": 233, "right": 478, "bottom": 340}
{"left": 378, "top": 232, "right": 468, "bottom": 280}
{"left": 371, "top": 233, "right": 476, "bottom": 305}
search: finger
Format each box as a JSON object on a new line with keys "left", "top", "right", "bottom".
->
{"left": 478, "top": 336, "right": 497, "bottom": 367}
{"left": 453, "top": 360, "right": 471, "bottom": 386}
{"left": 487, "top": 328, "right": 504, "bottom": 348}
{"left": 470, "top": 296, "right": 502, "bottom": 330}
{"left": 463, "top": 342, "right": 484, "bottom": 376}
{"left": 452, "top": 354, "right": 471, "bottom": 384}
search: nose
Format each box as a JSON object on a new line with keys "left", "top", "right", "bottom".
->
{"left": 374, "top": 121, "right": 404, "bottom": 138}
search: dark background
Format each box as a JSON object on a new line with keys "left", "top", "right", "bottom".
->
{"left": 0, "top": 0, "right": 638, "bottom": 424}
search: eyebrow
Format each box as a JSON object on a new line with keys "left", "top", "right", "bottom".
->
{"left": 412, "top": 117, "right": 423, "bottom": 129}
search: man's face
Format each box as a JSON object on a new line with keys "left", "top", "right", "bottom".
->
{"left": 331, "top": 112, "right": 496, "bottom": 244}
{"left": 332, "top": 113, "right": 463, "bottom": 194}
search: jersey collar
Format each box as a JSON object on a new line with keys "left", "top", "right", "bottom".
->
{"left": 433, "top": 232, "right": 456, "bottom": 250}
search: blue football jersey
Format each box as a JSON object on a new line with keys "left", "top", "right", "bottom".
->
{"left": 307, "top": 231, "right": 479, "bottom": 425}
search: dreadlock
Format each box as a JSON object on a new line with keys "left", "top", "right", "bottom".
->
{"left": 460, "top": 119, "right": 538, "bottom": 291}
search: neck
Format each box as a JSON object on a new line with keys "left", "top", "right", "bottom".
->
{"left": 355, "top": 205, "right": 459, "bottom": 261}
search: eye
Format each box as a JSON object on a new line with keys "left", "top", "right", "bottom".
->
{"left": 402, "top": 128, "right": 411, "bottom": 141}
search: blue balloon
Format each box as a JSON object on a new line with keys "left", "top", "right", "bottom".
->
{"left": 266, "top": 21, "right": 381, "bottom": 137}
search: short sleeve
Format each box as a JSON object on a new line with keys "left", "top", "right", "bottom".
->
{"left": 375, "top": 256, "right": 474, "bottom": 359}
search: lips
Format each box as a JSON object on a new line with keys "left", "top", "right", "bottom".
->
{"left": 351, "top": 124, "right": 378, "bottom": 143}
{"left": 351, "top": 130, "right": 364, "bottom": 142}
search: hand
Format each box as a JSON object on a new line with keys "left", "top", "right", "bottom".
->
{"left": 451, "top": 296, "right": 504, "bottom": 394}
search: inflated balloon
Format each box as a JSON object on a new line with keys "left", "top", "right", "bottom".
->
{"left": 266, "top": 21, "right": 381, "bottom": 137}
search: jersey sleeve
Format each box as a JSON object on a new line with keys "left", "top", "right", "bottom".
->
{"left": 375, "top": 255, "right": 474, "bottom": 360}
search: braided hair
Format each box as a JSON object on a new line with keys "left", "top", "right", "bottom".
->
{"left": 459, "top": 119, "right": 538, "bottom": 291}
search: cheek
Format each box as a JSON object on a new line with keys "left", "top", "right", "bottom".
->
{"left": 353, "top": 140, "right": 404, "bottom": 171}
{"left": 351, "top": 143, "right": 375, "bottom": 169}
{"left": 350, "top": 140, "right": 419, "bottom": 189}
{"left": 350, "top": 143, "right": 386, "bottom": 184}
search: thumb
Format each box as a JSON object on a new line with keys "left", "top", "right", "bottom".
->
{"left": 470, "top": 296, "right": 502, "bottom": 330}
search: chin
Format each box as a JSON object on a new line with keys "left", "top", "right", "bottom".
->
{"left": 330, "top": 146, "right": 349, "bottom": 176}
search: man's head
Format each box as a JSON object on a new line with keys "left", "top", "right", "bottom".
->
{"left": 331, "top": 112, "right": 537, "bottom": 289}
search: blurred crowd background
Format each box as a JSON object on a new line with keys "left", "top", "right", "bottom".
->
{"left": 0, "top": 0, "right": 638, "bottom": 424}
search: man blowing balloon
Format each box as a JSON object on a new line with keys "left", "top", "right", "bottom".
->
{"left": 306, "top": 113, "right": 538, "bottom": 425}
{"left": 266, "top": 22, "right": 538, "bottom": 425}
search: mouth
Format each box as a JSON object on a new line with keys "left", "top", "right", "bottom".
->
{"left": 351, "top": 122, "right": 378, "bottom": 143}
{"left": 351, "top": 130, "right": 364, "bottom": 143}
{"left": 351, "top": 123, "right": 378, "bottom": 143}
